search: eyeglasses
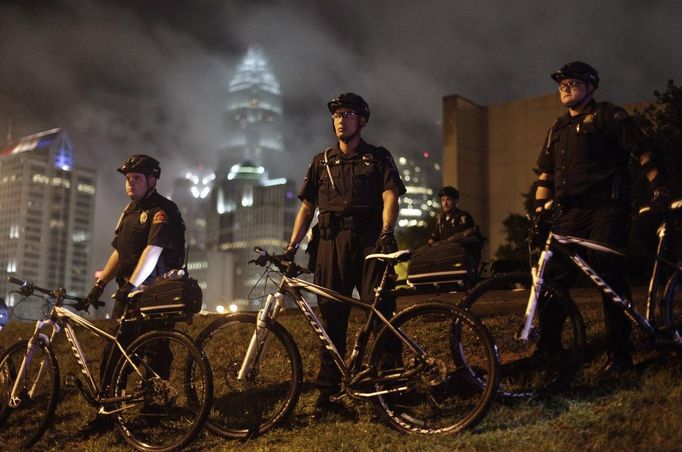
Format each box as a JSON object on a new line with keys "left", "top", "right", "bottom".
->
{"left": 331, "top": 111, "right": 358, "bottom": 120}
{"left": 558, "top": 81, "right": 585, "bottom": 92}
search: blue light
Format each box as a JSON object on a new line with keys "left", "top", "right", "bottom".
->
{"left": 54, "top": 139, "right": 73, "bottom": 171}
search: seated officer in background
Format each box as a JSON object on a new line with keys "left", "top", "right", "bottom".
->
{"left": 427, "top": 186, "right": 478, "bottom": 246}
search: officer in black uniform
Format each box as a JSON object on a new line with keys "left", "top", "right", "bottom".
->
{"left": 284, "top": 93, "right": 406, "bottom": 418}
{"left": 428, "top": 186, "right": 477, "bottom": 244}
{"left": 534, "top": 62, "right": 668, "bottom": 372}
{"left": 82, "top": 154, "right": 185, "bottom": 431}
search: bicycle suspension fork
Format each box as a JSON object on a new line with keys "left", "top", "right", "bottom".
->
{"left": 518, "top": 246, "right": 553, "bottom": 341}
{"left": 237, "top": 292, "right": 285, "bottom": 380}
{"left": 8, "top": 320, "right": 58, "bottom": 408}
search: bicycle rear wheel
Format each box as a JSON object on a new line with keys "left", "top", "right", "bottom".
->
{"left": 663, "top": 272, "right": 682, "bottom": 345}
{"left": 194, "top": 313, "right": 302, "bottom": 438}
{"left": 0, "top": 339, "right": 59, "bottom": 449}
{"left": 110, "top": 330, "right": 212, "bottom": 452}
{"left": 369, "top": 302, "right": 499, "bottom": 434}
{"left": 460, "top": 272, "right": 586, "bottom": 399}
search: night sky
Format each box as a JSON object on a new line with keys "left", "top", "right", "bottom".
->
{"left": 1, "top": 0, "right": 681, "bottom": 275}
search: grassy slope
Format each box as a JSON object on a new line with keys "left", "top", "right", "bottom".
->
{"left": 0, "top": 296, "right": 681, "bottom": 451}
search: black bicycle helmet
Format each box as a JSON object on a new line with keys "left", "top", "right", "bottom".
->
{"left": 327, "top": 93, "right": 371, "bottom": 122}
{"left": 117, "top": 154, "right": 161, "bottom": 178}
{"left": 438, "top": 186, "right": 459, "bottom": 199}
{"left": 551, "top": 61, "right": 600, "bottom": 88}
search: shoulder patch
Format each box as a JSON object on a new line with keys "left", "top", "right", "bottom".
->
{"left": 152, "top": 210, "right": 167, "bottom": 224}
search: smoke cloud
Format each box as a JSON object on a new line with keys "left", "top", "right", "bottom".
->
{"left": 0, "top": 0, "right": 680, "bottom": 272}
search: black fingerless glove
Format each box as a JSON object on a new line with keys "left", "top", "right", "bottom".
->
{"left": 283, "top": 244, "right": 298, "bottom": 262}
{"left": 84, "top": 283, "right": 104, "bottom": 308}
{"left": 114, "top": 281, "right": 135, "bottom": 304}
{"left": 376, "top": 229, "right": 398, "bottom": 253}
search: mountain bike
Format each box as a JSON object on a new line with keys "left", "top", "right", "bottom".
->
{"left": 0, "top": 277, "right": 213, "bottom": 451}
{"left": 460, "top": 200, "right": 682, "bottom": 399}
{"left": 195, "top": 247, "right": 499, "bottom": 438}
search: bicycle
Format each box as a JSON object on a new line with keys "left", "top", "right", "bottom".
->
{"left": 0, "top": 277, "right": 213, "bottom": 451}
{"left": 460, "top": 200, "right": 682, "bottom": 399}
{"left": 194, "top": 247, "right": 499, "bottom": 438}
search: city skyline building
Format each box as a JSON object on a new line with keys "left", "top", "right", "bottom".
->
{"left": 395, "top": 150, "right": 442, "bottom": 229}
{"left": 206, "top": 160, "right": 297, "bottom": 307}
{"left": 222, "top": 45, "right": 284, "bottom": 175}
{"left": 0, "top": 128, "right": 96, "bottom": 319}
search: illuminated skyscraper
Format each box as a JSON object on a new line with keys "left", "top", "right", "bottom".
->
{"left": 0, "top": 128, "right": 96, "bottom": 318}
{"left": 395, "top": 150, "right": 442, "bottom": 229}
{"left": 223, "top": 46, "right": 284, "bottom": 172}
{"left": 207, "top": 160, "right": 297, "bottom": 306}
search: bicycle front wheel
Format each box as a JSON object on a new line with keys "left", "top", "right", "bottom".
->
{"left": 460, "top": 271, "right": 586, "bottom": 399}
{"left": 110, "top": 330, "right": 213, "bottom": 452}
{"left": 369, "top": 302, "right": 499, "bottom": 434}
{"left": 0, "top": 339, "right": 59, "bottom": 449}
{"left": 195, "top": 313, "right": 302, "bottom": 438}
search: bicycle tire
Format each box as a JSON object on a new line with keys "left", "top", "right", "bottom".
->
{"left": 369, "top": 302, "right": 499, "bottom": 434}
{"left": 460, "top": 271, "right": 586, "bottom": 399}
{"left": 110, "top": 330, "right": 213, "bottom": 452}
{"left": 195, "top": 312, "right": 302, "bottom": 438}
{"left": 0, "top": 338, "right": 60, "bottom": 449}
{"left": 662, "top": 271, "right": 682, "bottom": 344}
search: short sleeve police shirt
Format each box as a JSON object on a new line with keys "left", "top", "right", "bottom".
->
{"left": 536, "top": 100, "right": 652, "bottom": 199}
{"left": 298, "top": 140, "right": 406, "bottom": 218}
{"left": 111, "top": 191, "right": 186, "bottom": 279}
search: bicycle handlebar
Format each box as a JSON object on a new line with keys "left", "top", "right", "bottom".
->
{"left": 7, "top": 276, "right": 100, "bottom": 311}
{"left": 249, "top": 247, "right": 312, "bottom": 277}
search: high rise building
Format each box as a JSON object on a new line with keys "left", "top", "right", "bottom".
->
{"left": 207, "top": 160, "right": 297, "bottom": 307}
{"left": 395, "top": 150, "right": 442, "bottom": 229}
{"left": 170, "top": 168, "right": 215, "bottom": 298}
{"left": 0, "top": 128, "right": 96, "bottom": 318}
{"left": 222, "top": 46, "right": 284, "bottom": 173}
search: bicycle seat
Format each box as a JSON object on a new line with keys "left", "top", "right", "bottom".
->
{"left": 365, "top": 249, "right": 411, "bottom": 263}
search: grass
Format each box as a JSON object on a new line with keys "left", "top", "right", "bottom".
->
{"left": 1, "top": 291, "right": 682, "bottom": 451}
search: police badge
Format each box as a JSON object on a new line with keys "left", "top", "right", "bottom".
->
{"left": 139, "top": 211, "right": 148, "bottom": 224}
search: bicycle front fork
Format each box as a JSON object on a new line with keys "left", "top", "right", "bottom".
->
{"left": 9, "top": 321, "right": 55, "bottom": 408}
{"left": 518, "top": 249, "right": 553, "bottom": 341}
{"left": 237, "top": 292, "right": 285, "bottom": 380}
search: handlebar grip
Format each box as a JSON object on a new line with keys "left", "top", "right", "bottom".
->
{"left": 7, "top": 276, "right": 26, "bottom": 286}
{"left": 93, "top": 300, "right": 106, "bottom": 309}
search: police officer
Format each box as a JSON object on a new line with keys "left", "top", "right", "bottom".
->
{"left": 427, "top": 186, "right": 477, "bottom": 245}
{"left": 82, "top": 154, "right": 186, "bottom": 431}
{"left": 534, "top": 62, "right": 668, "bottom": 372}
{"left": 284, "top": 93, "right": 406, "bottom": 418}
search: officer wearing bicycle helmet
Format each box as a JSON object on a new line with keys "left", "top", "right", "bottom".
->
{"left": 428, "top": 186, "right": 477, "bottom": 245}
{"left": 285, "top": 92, "right": 406, "bottom": 419}
{"left": 86, "top": 154, "right": 185, "bottom": 313}
{"left": 81, "top": 154, "right": 186, "bottom": 432}
{"left": 534, "top": 62, "right": 669, "bottom": 372}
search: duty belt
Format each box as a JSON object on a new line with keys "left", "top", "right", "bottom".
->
{"left": 332, "top": 214, "right": 369, "bottom": 230}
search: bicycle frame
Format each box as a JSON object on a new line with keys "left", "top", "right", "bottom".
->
{"left": 9, "top": 303, "right": 150, "bottom": 414}
{"left": 521, "top": 214, "right": 682, "bottom": 343}
{"left": 239, "top": 261, "right": 430, "bottom": 398}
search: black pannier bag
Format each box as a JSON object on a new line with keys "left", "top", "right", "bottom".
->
{"left": 133, "top": 269, "right": 203, "bottom": 320}
{"left": 407, "top": 241, "right": 476, "bottom": 288}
